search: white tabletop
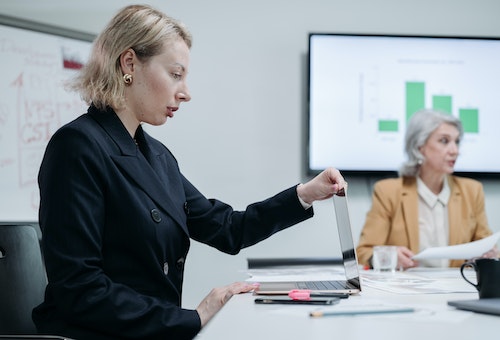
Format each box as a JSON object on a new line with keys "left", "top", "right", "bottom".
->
{"left": 196, "top": 267, "right": 499, "bottom": 340}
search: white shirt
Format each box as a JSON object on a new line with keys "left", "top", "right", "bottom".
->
{"left": 417, "top": 176, "right": 450, "bottom": 267}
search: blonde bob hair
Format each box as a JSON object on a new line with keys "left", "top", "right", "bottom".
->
{"left": 69, "top": 4, "right": 192, "bottom": 111}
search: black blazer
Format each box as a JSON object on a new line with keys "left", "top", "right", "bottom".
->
{"left": 33, "top": 105, "right": 313, "bottom": 339}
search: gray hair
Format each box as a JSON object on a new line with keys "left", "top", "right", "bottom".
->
{"left": 68, "top": 4, "right": 192, "bottom": 111}
{"left": 399, "top": 109, "right": 463, "bottom": 177}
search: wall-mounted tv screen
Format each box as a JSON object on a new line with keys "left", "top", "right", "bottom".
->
{"left": 307, "top": 33, "right": 500, "bottom": 176}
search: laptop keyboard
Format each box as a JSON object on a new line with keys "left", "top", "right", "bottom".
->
{"left": 297, "top": 280, "right": 350, "bottom": 290}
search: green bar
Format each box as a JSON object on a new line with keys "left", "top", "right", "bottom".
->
{"left": 432, "top": 95, "right": 452, "bottom": 114}
{"left": 406, "top": 82, "right": 425, "bottom": 121}
{"left": 459, "top": 108, "right": 479, "bottom": 133}
{"left": 378, "top": 120, "right": 399, "bottom": 132}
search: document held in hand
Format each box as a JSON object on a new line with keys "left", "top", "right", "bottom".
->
{"left": 413, "top": 232, "right": 500, "bottom": 260}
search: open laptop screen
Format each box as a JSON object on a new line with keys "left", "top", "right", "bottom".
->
{"left": 333, "top": 194, "right": 360, "bottom": 281}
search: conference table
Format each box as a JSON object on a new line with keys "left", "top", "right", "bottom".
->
{"left": 195, "top": 264, "right": 498, "bottom": 339}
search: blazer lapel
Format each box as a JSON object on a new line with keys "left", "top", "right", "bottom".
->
{"left": 88, "top": 107, "right": 188, "bottom": 234}
{"left": 447, "top": 176, "right": 461, "bottom": 246}
{"left": 401, "top": 177, "right": 420, "bottom": 253}
{"left": 112, "top": 155, "right": 188, "bottom": 233}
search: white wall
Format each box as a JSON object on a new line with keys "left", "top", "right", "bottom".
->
{"left": 2, "top": 0, "right": 500, "bottom": 309}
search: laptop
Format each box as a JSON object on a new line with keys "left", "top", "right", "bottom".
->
{"left": 448, "top": 298, "right": 500, "bottom": 316}
{"left": 254, "top": 193, "right": 361, "bottom": 295}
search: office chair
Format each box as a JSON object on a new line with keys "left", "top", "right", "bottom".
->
{"left": 0, "top": 224, "right": 73, "bottom": 339}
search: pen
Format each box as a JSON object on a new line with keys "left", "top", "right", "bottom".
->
{"left": 309, "top": 307, "right": 415, "bottom": 317}
{"left": 288, "top": 289, "right": 349, "bottom": 300}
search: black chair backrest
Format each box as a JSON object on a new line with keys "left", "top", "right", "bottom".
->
{"left": 0, "top": 224, "right": 47, "bottom": 335}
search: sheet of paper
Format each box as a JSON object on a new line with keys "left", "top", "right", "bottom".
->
{"left": 263, "top": 296, "right": 470, "bottom": 324}
{"left": 412, "top": 232, "right": 500, "bottom": 260}
{"left": 360, "top": 271, "right": 476, "bottom": 294}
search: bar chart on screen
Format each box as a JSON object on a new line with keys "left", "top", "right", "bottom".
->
{"left": 308, "top": 34, "right": 500, "bottom": 173}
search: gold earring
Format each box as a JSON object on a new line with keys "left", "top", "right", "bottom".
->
{"left": 123, "top": 73, "right": 133, "bottom": 85}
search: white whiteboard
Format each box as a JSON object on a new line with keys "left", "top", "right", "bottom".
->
{"left": 0, "top": 15, "right": 94, "bottom": 222}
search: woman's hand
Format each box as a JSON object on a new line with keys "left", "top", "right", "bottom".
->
{"left": 196, "top": 282, "right": 258, "bottom": 327}
{"left": 479, "top": 245, "right": 499, "bottom": 259}
{"left": 297, "top": 167, "right": 347, "bottom": 205}
{"left": 397, "top": 246, "right": 418, "bottom": 270}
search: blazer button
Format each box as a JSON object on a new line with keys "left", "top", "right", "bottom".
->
{"left": 163, "top": 262, "right": 169, "bottom": 275}
{"left": 176, "top": 257, "right": 185, "bottom": 270}
{"left": 150, "top": 209, "right": 162, "bottom": 223}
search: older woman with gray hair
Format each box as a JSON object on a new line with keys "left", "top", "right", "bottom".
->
{"left": 356, "top": 109, "right": 497, "bottom": 269}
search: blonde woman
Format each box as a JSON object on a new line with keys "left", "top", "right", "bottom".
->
{"left": 34, "top": 5, "right": 346, "bottom": 339}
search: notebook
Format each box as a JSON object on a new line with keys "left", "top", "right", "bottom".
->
{"left": 254, "top": 193, "right": 361, "bottom": 295}
{"left": 448, "top": 298, "right": 500, "bottom": 316}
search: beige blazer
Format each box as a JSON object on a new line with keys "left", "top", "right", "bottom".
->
{"left": 356, "top": 175, "right": 492, "bottom": 268}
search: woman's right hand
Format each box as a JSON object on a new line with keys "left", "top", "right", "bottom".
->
{"left": 297, "top": 167, "right": 347, "bottom": 205}
{"left": 196, "top": 282, "right": 258, "bottom": 327}
{"left": 397, "top": 246, "right": 418, "bottom": 270}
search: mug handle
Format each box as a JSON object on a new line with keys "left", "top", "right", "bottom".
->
{"left": 460, "top": 261, "right": 479, "bottom": 289}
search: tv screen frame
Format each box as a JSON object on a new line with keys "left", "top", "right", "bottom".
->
{"left": 307, "top": 33, "right": 500, "bottom": 178}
